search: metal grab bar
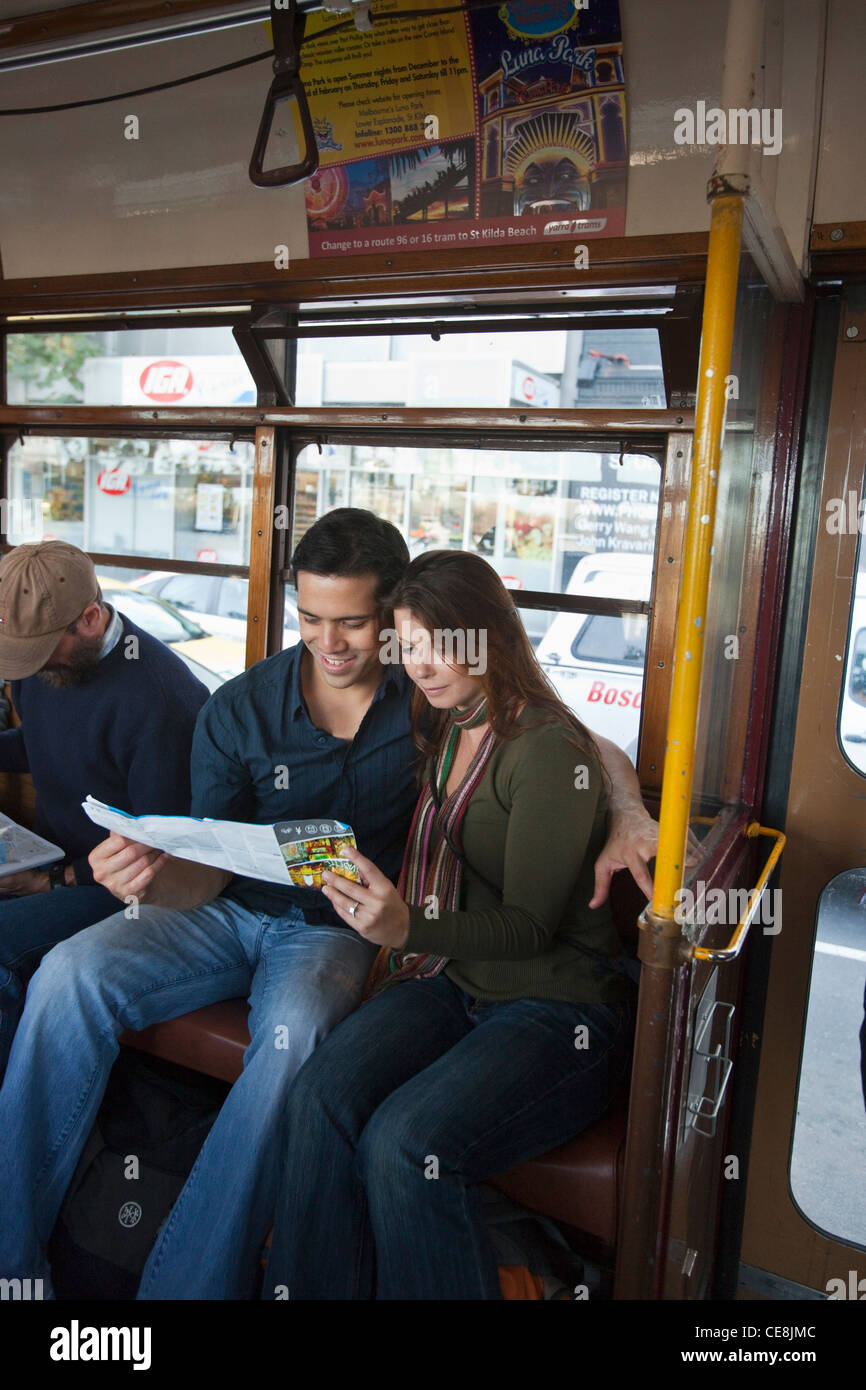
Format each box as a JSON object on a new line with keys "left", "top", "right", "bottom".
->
{"left": 692, "top": 822, "right": 786, "bottom": 963}
{"left": 249, "top": 0, "right": 319, "bottom": 189}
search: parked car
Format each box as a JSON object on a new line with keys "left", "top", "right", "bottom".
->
{"left": 130, "top": 571, "right": 301, "bottom": 648}
{"left": 99, "top": 578, "right": 245, "bottom": 691}
{"left": 536, "top": 553, "right": 652, "bottom": 764}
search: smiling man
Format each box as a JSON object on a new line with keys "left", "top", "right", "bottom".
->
{"left": 0, "top": 509, "right": 658, "bottom": 1301}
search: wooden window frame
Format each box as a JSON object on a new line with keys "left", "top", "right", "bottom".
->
{"left": 0, "top": 404, "right": 694, "bottom": 781}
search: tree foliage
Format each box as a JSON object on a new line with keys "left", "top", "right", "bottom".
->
{"left": 7, "top": 333, "right": 102, "bottom": 403}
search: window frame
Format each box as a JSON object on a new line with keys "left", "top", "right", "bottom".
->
{"left": 0, "top": 404, "right": 692, "bottom": 785}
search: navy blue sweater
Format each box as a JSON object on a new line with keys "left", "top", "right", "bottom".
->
{"left": 0, "top": 615, "right": 209, "bottom": 884}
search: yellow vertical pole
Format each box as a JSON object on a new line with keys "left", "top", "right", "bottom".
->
{"left": 650, "top": 193, "right": 745, "bottom": 925}
{"left": 616, "top": 192, "right": 745, "bottom": 1299}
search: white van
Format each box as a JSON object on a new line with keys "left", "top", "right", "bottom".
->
{"left": 839, "top": 580, "right": 866, "bottom": 775}
{"left": 537, "top": 553, "right": 652, "bottom": 764}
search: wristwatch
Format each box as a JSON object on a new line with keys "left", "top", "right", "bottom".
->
{"left": 47, "top": 863, "right": 68, "bottom": 889}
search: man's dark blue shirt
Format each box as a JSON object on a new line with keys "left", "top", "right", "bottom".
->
{"left": 190, "top": 641, "right": 419, "bottom": 923}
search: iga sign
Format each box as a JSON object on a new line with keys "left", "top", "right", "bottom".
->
{"left": 97, "top": 469, "right": 131, "bottom": 495}
{"left": 139, "top": 360, "right": 194, "bottom": 403}
{"left": 108, "top": 356, "right": 255, "bottom": 406}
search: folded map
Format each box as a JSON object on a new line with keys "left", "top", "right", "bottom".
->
{"left": 82, "top": 797, "right": 361, "bottom": 889}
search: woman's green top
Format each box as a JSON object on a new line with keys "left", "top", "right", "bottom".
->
{"left": 404, "top": 708, "right": 634, "bottom": 1006}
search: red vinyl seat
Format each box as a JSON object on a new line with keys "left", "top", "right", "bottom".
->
{"left": 121, "top": 997, "right": 628, "bottom": 1247}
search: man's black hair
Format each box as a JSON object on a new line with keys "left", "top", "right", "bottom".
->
{"left": 290, "top": 508, "right": 410, "bottom": 604}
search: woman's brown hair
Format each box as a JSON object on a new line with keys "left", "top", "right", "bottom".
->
{"left": 385, "top": 549, "right": 601, "bottom": 764}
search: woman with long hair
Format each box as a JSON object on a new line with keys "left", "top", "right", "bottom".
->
{"left": 265, "top": 549, "right": 636, "bottom": 1300}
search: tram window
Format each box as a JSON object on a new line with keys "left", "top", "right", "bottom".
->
{"left": 294, "top": 326, "right": 666, "bottom": 410}
{"left": 5, "top": 436, "right": 255, "bottom": 566}
{"left": 6, "top": 329, "right": 255, "bottom": 408}
{"left": 789, "top": 870, "right": 866, "bottom": 1248}
{"left": 89, "top": 566, "right": 245, "bottom": 691}
{"left": 838, "top": 539, "right": 866, "bottom": 775}
{"left": 849, "top": 628, "right": 866, "bottom": 702}
{"left": 284, "top": 441, "right": 659, "bottom": 760}
{"left": 688, "top": 278, "right": 776, "bottom": 808}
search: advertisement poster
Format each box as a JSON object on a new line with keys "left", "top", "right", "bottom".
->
{"left": 195, "top": 482, "right": 225, "bottom": 532}
{"left": 301, "top": 0, "right": 626, "bottom": 257}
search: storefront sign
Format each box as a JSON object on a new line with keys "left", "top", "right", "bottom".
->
{"left": 139, "top": 360, "right": 194, "bottom": 403}
{"left": 96, "top": 469, "right": 131, "bottom": 495}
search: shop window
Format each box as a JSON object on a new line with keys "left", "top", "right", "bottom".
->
{"left": 285, "top": 439, "right": 659, "bottom": 761}
{"left": 6, "top": 436, "right": 254, "bottom": 566}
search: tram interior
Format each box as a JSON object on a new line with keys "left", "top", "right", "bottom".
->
{"left": 0, "top": 0, "right": 864, "bottom": 1313}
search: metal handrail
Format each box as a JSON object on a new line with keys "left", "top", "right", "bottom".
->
{"left": 692, "top": 823, "right": 786, "bottom": 962}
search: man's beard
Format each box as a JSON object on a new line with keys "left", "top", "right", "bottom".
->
{"left": 37, "top": 633, "right": 103, "bottom": 688}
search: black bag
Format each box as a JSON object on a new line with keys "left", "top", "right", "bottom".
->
{"left": 48, "top": 1047, "right": 229, "bottom": 1300}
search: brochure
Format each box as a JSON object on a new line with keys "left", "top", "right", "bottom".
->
{"left": 81, "top": 797, "right": 361, "bottom": 889}
{"left": 0, "top": 812, "right": 64, "bottom": 878}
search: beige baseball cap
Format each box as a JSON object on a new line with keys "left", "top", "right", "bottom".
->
{"left": 0, "top": 541, "right": 100, "bottom": 679}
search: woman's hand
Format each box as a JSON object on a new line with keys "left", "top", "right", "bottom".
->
{"left": 321, "top": 847, "right": 410, "bottom": 949}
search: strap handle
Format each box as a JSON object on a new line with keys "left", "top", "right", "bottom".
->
{"left": 249, "top": 0, "right": 319, "bottom": 189}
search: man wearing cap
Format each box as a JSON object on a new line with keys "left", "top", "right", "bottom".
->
{"left": 0, "top": 540, "right": 209, "bottom": 1078}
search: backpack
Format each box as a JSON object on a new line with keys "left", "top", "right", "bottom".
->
{"left": 481, "top": 1186, "right": 604, "bottom": 1301}
{"left": 48, "top": 1047, "right": 229, "bottom": 1300}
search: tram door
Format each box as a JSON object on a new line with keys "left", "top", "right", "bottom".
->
{"left": 739, "top": 293, "right": 866, "bottom": 1297}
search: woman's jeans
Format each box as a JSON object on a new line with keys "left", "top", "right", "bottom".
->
{"left": 265, "top": 973, "right": 635, "bottom": 1300}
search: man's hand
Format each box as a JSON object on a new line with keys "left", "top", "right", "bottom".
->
{"left": 590, "top": 811, "right": 703, "bottom": 910}
{"left": 0, "top": 868, "right": 52, "bottom": 896}
{"left": 89, "top": 833, "right": 169, "bottom": 904}
{"left": 590, "top": 807, "right": 658, "bottom": 908}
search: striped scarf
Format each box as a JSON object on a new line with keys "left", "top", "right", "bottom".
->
{"left": 364, "top": 694, "right": 497, "bottom": 998}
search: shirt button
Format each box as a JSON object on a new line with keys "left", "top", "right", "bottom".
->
{"left": 316, "top": 735, "right": 327, "bottom": 746}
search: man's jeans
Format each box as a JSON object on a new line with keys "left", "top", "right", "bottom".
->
{"left": 265, "top": 973, "right": 635, "bottom": 1300}
{"left": 0, "top": 895, "right": 376, "bottom": 1300}
{"left": 0, "top": 883, "right": 118, "bottom": 1081}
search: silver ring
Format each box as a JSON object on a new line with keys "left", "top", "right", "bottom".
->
{"left": 349, "top": 901, "right": 359, "bottom": 917}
